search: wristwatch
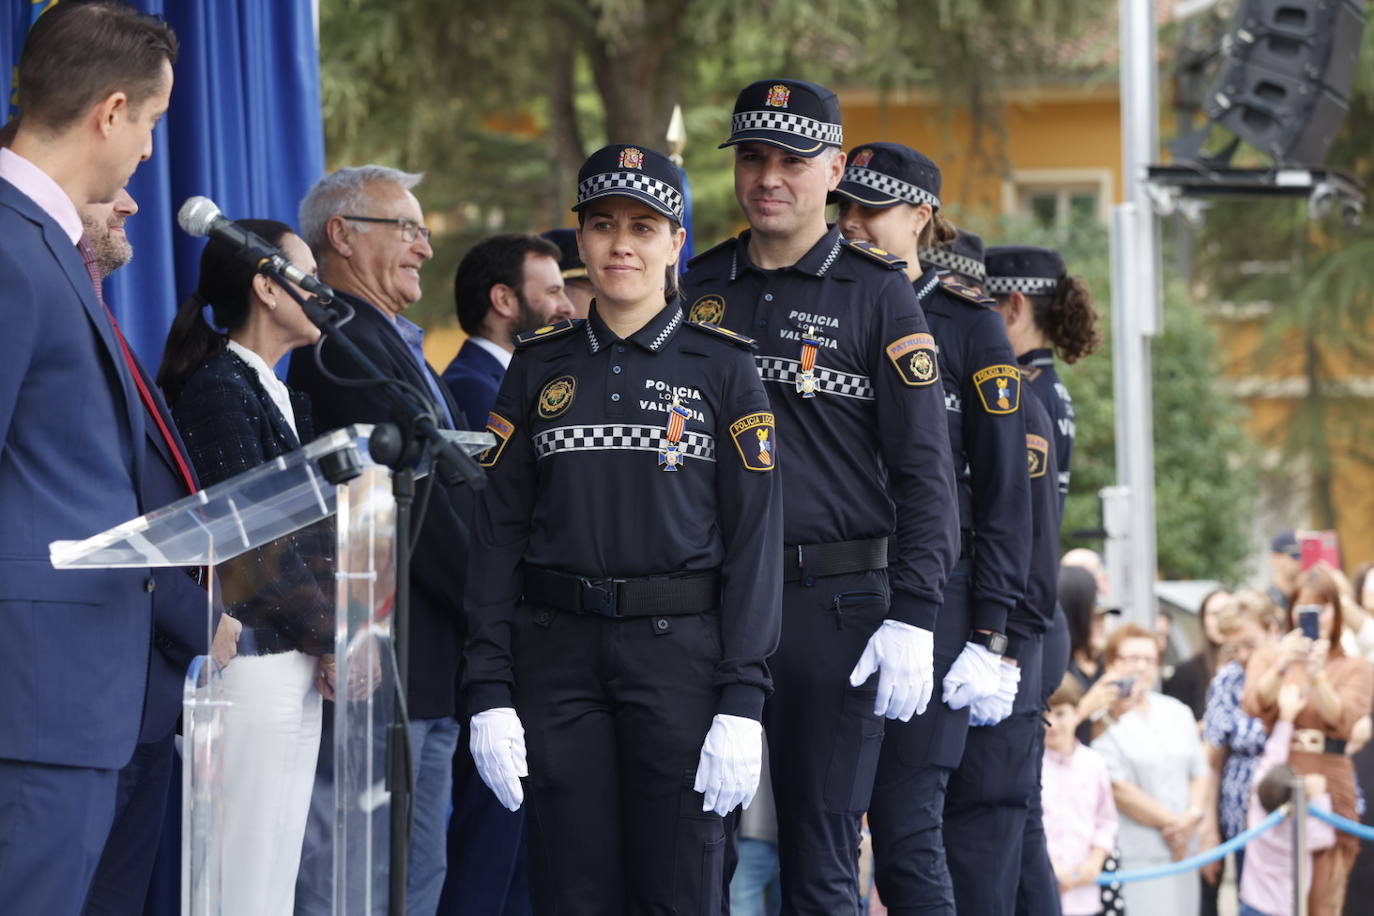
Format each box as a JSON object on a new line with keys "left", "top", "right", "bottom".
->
{"left": 969, "top": 630, "right": 1009, "bottom": 655}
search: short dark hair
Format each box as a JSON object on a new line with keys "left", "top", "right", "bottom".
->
{"left": 453, "top": 234, "right": 560, "bottom": 335}
{"left": 1257, "top": 763, "right": 1296, "bottom": 814}
{"left": 17, "top": 1, "right": 178, "bottom": 133}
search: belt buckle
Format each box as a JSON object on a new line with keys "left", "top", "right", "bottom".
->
{"left": 1293, "top": 729, "right": 1324, "bottom": 754}
{"left": 578, "top": 577, "right": 621, "bottom": 618}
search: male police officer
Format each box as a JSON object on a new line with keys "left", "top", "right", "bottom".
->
{"left": 682, "top": 79, "right": 959, "bottom": 913}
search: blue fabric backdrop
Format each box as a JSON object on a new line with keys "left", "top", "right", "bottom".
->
{"left": 2, "top": 0, "right": 325, "bottom": 369}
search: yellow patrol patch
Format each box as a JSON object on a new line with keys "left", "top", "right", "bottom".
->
{"left": 537, "top": 376, "right": 576, "bottom": 419}
{"left": 478, "top": 411, "right": 515, "bottom": 468}
{"left": 1026, "top": 433, "right": 1049, "bottom": 479}
{"left": 885, "top": 333, "right": 938, "bottom": 387}
{"left": 729, "top": 412, "right": 776, "bottom": 472}
{"left": 689, "top": 294, "right": 726, "bottom": 325}
{"left": 972, "top": 364, "right": 1021, "bottom": 414}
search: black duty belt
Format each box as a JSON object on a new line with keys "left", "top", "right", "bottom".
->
{"left": 523, "top": 566, "right": 720, "bottom": 618}
{"left": 782, "top": 537, "right": 889, "bottom": 583}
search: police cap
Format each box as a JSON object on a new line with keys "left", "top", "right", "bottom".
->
{"left": 540, "top": 228, "right": 587, "bottom": 280}
{"left": 985, "top": 245, "right": 1066, "bottom": 297}
{"left": 921, "top": 228, "right": 986, "bottom": 284}
{"left": 833, "top": 142, "right": 940, "bottom": 210}
{"left": 573, "top": 143, "right": 685, "bottom": 224}
{"left": 719, "top": 79, "right": 843, "bottom": 158}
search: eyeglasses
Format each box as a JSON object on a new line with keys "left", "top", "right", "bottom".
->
{"left": 341, "top": 215, "right": 432, "bottom": 243}
{"left": 1116, "top": 654, "right": 1159, "bottom": 666}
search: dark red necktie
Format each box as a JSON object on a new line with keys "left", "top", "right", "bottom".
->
{"left": 78, "top": 235, "right": 198, "bottom": 496}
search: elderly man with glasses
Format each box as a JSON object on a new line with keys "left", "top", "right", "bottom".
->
{"left": 289, "top": 165, "right": 470, "bottom": 916}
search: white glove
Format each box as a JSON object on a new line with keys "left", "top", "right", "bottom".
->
{"left": 942, "top": 641, "right": 1004, "bottom": 710}
{"left": 970, "top": 662, "right": 1021, "bottom": 727}
{"left": 848, "top": 621, "right": 935, "bottom": 722}
{"left": 693, "top": 714, "right": 763, "bottom": 817}
{"left": 470, "top": 708, "right": 528, "bottom": 811}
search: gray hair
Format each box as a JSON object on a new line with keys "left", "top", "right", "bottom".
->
{"left": 298, "top": 164, "right": 424, "bottom": 254}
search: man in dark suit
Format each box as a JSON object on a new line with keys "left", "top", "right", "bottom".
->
{"left": 441, "top": 233, "right": 572, "bottom": 430}
{"left": 436, "top": 232, "right": 570, "bottom": 916}
{"left": 289, "top": 165, "right": 471, "bottom": 916}
{"left": 72, "top": 189, "right": 240, "bottom": 916}
{"left": 0, "top": 4, "right": 179, "bottom": 912}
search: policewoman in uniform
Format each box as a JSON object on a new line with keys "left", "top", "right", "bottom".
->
{"left": 833, "top": 143, "right": 1031, "bottom": 916}
{"left": 683, "top": 81, "right": 959, "bottom": 913}
{"left": 983, "top": 246, "right": 1101, "bottom": 514}
{"left": 462, "top": 144, "right": 783, "bottom": 915}
{"left": 921, "top": 227, "right": 990, "bottom": 290}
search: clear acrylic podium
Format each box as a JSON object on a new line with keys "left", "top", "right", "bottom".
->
{"left": 49, "top": 425, "right": 490, "bottom": 915}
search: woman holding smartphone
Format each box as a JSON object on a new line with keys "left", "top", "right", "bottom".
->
{"left": 1243, "top": 567, "right": 1374, "bottom": 916}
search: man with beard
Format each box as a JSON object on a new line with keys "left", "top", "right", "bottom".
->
{"left": 442, "top": 234, "right": 575, "bottom": 430}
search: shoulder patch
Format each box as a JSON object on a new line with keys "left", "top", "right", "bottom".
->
{"left": 885, "top": 332, "right": 939, "bottom": 386}
{"left": 684, "top": 321, "right": 757, "bottom": 350}
{"left": 687, "top": 237, "right": 736, "bottom": 268}
{"left": 688, "top": 294, "right": 727, "bottom": 325}
{"left": 939, "top": 275, "right": 996, "bottom": 307}
{"left": 842, "top": 237, "right": 907, "bottom": 270}
{"left": 515, "top": 318, "right": 584, "bottom": 348}
{"left": 478, "top": 411, "right": 515, "bottom": 468}
{"left": 973, "top": 365, "right": 1021, "bottom": 414}
{"left": 729, "top": 411, "right": 776, "bottom": 471}
{"left": 1026, "top": 433, "right": 1050, "bottom": 479}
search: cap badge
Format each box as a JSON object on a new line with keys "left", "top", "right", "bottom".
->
{"left": 619, "top": 146, "right": 645, "bottom": 169}
{"left": 852, "top": 148, "right": 874, "bottom": 168}
{"left": 765, "top": 84, "right": 791, "bottom": 108}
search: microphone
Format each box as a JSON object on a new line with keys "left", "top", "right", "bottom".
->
{"left": 178, "top": 196, "right": 335, "bottom": 303}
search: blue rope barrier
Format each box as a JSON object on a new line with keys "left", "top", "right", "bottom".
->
{"left": 1092, "top": 807, "right": 1287, "bottom": 886}
{"left": 1307, "top": 803, "right": 1374, "bottom": 841}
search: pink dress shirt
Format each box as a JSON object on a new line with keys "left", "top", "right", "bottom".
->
{"left": 1043, "top": 740, "right": 1119, "bottom": 916}
{"left": 0, "top": 147, "right": 82, "bottom": 243}
{"left": 1238, "top": 720, "right": 1337, "bottom": 916}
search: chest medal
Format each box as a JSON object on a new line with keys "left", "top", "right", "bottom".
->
{"left": 657, "top": 396, "right": 692, "bottom": 471}
{"left": 796, "top": 325, "right": 822, "bottom": 399}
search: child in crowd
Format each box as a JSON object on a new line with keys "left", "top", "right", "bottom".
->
{"left": 1043, "top": 673, "right": 1119, "bottom": 916}
{"left": 1238, "top": 684, "right": 1338, "bottom": 916}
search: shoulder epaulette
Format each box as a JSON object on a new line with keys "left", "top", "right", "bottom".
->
{"left": 939, "top": 275, "right": 997, "bottom": 307}
{"left": 514, "top": 318, "right": 583, "bottom": 348}
{"left": 684, "top": 321, "right": 757, "bottom": 350}
{"left": 841, "top": 237, "right": 907, "bottom": 270}
{"left": 687, "top": 237, "right": 736, "bottom": 268}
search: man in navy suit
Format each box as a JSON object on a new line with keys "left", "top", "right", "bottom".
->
{"left": 441, "top": 233, "right": 573, "bottom": 430}
{"left": 72, "top": 189, "right": 241, "bottom": 916}
{"left": 0, "top": 4, "right": 178, "bottom": 913}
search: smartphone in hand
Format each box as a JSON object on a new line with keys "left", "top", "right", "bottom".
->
{"left": 1296, "top": 604, "right": 1321, "bottom": 641}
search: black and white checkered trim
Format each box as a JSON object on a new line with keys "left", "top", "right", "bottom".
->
{"left": 985, "top": 275, "right": 1058, "bottom": 296}
{"left": 914, "top": 271, "right": 940, "bottom": 304}
{"left": 841, "top": 167, "right": 940, "bottom": 209}
{"left": 944, "top": 391, "right": 962, "bottom": 413}
{"left": 650, "top": 308, "right": 683, "bottom": 351}
{"left": 818, "top": 239, "right": 842, "bottom": 276}
{"left": 731, "top": 110, "right": 843, "bottom": 147}
{"left": 577, "top": 171, "right": 685, "bottom": 222}
{"left": 586, "top": 321, "right": 601, "bottom": 354}
{"left": 755, "top": 356, "right": 873, "bottom": 400}
{"left": 533, "top": 424, "right": 716, "bottom": 462}
{"left": 921, "top": 247, "right": 985, "bottom": 282}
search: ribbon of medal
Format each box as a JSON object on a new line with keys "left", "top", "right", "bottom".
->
{"left": 657, "top": 396, "right": 691, "bottom": 471}
{"left": 796, "top": 325, "right": 821, "bottom": 398}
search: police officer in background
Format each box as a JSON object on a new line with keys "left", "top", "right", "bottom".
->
{"left": 832, "top": 142, "right": 1031, "bottom": 916}
{"left": 921, "top": 227, "right": 990, "bottom": 291}
{"left": 683, "top": 81, "right": 959, "bottom": 913}
{"left": 540, "top": 228, "right": 595, "bottom": 318}
{"left": 463, "top": 143, "right": 783, "bottom": 915}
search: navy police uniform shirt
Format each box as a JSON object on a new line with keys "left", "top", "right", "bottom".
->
{"left": 682, "top": 225, "right": 959, "bottom": 630}
{"left": 1018, "top": 346, "right": 1074, "bottom": 511}
{"left": 462, "top": 301, "right": 784, "bottom": 721}
{"left": 1014, "top": 378, "right": 1062, "bottom": 648}
{"left": 920, "top": 273, "right": 1031, "bottom": 637}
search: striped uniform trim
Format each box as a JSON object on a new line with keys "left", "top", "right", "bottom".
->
{"left": 914, "top": 271, "right": 940, "bottom": 304}
{"left": 921, "top": 246, "right": 986, "bottom": 283}
{"left": 755, "top": 356, "right": 874, "bottom": 400}
{"left": 731, "top": 110, "right": 844, "bottom": 147}
{"left": 985, "top": 275, "right": 1058, "bottom": 296}
{"left": 577, "top": 171, "right": 685, "bottom": 222}
{"left": 818, "top": 238, "right": 843, "bottom": 276}
{"left": 586, "top": 321, "right": 601, "bottom": 354}
{"left": 534, "top": 423, "right": 716, "bottom": 462}
{"left": 650, "top": 307, "right": 683, "bottom": 351}
{"left": 841, "top": 167, "right": 940, "bottom": 209}
{"left": 944, "top": 391, "right": 962, "bottom": 413}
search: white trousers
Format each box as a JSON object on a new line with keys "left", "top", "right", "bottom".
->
{"left": 218, "top": 650, "right": 323, "bottom": 916}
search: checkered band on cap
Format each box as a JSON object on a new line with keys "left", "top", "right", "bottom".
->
{"left": 984, "top": 275, "right": 1060, "bottom": 296}
{"left": 731, "top": 110, "right": 844, "bottom": 147}
{"left": 920, "top": 246, "right": 986, "bottom": 282}
{"left": 841, "top": 167, "right": 940, "bottom": 209}
{"left": 577, "top": 171, "right": 685, "bottom": 222}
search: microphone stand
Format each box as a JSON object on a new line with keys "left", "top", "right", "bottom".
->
{"left": 278, "top": 283, "right": 484, "bottom": 916}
